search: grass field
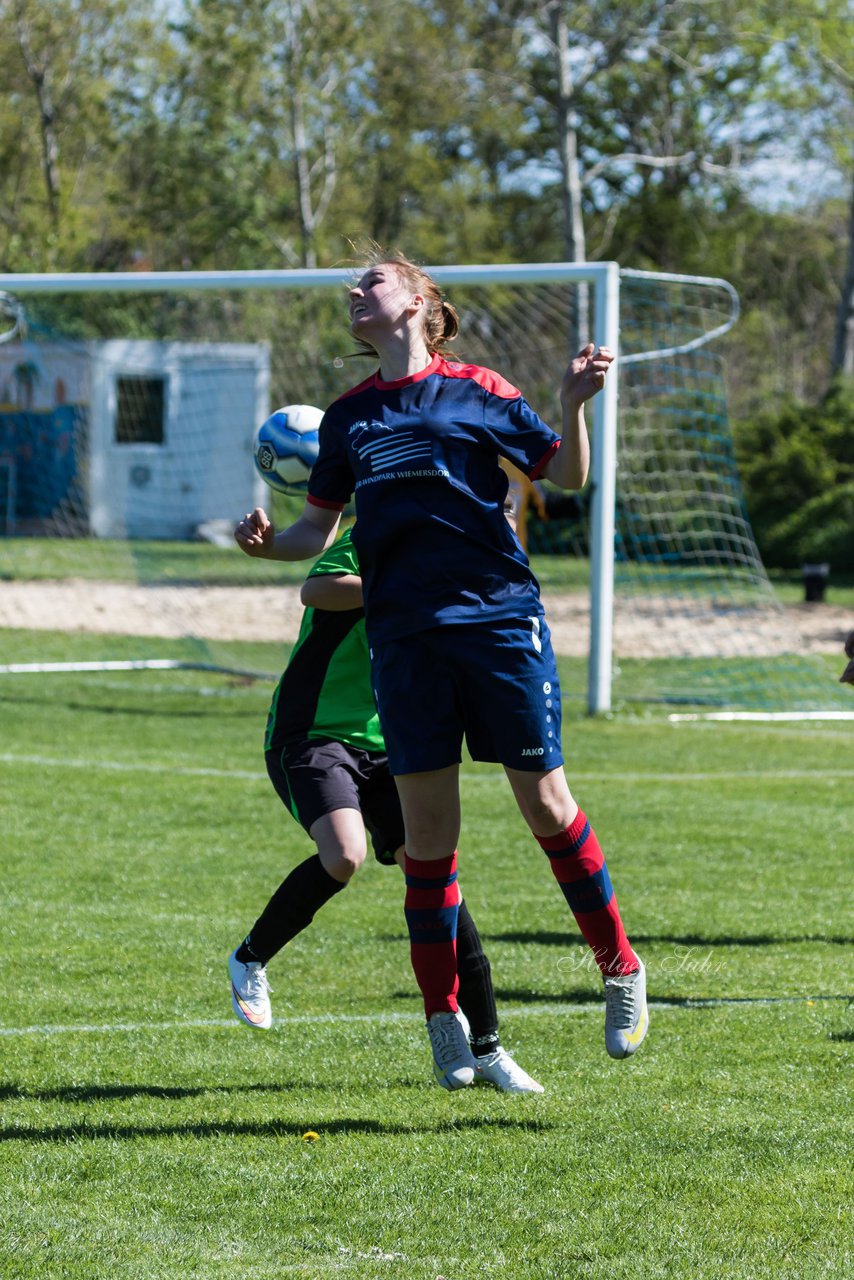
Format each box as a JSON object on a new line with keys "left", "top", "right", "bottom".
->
{"left": 1, "top": 642, "right": 852, "bottom": 1279}
{"left": 5, "top": 537, "right": 853, "bottom": 606}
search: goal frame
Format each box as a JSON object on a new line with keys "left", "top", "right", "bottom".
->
{"left": 0, "top": 261, "right": 730, "bottom": 714}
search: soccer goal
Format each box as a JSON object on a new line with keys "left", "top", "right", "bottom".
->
{"left": 0, "top": 263, "right": 848, "bottom": 715}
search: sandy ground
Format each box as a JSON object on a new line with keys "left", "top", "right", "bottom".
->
{"left": 0, "top": 578, "right": 851, "bottom": 659}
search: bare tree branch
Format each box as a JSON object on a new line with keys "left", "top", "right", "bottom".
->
{"left": 13, "top": 0, "right": 61, "bottom": 223}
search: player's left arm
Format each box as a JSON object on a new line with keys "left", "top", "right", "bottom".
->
{"left": 543, "top": 344, "right": 615, "bottom": 492}
{"left": 300, "top": 572, "right": 364, "bottom": 611}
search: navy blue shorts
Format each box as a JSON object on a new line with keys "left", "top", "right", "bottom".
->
{"left": 370, "top": 615, "right": 564, "bottom": 775}
{"left": 266, "top": 739, "right": 404, "bottom": 865}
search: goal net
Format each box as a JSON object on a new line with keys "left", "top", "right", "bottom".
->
{"left": 608, "top": 270, "right": 848, "bottom": 715}
{"left": 0, "top": 265, "right": 848, "bottom": 714}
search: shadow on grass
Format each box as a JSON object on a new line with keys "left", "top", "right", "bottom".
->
{"left": 484, "top": 988, "right": 735, "bottom": 1008}
{"left": 491, "top": 988, "right": 854, "bottom": 1008}
{"left": 0, "top": 691, "right": 255, "bottom": 721}
{"left": 494, "top": 988, "right": 603, "bottom": 1006}
{"left": 0, "top": 1079, "right": 427, "bottom": 1103}
{"left": 0, "top": 1113, "right": 552, "bottom": 1145}
{"left": 389, "top": 988, "right": 853, "bottom": 1009}
{"left": 484, "top": 930, "right": 854, "bottom": 948}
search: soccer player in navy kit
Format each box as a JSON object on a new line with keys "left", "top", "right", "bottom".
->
{"left": 235, "top": 249, "right": 648, "bottom": 1088}
{"left": 228, "top": 526, "right": 543, "bottom": 1092}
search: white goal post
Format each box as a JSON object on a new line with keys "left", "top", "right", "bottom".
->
{"left": 0, "top": 263, "right": 624, "bottom": 712}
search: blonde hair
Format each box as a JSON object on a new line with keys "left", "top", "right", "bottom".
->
{"left": 349, "top": 244, "right": 460, "bottom": 356}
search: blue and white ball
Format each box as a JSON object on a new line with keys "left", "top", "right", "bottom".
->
{"left": 253, "top": 404, "right": 324, "bottom": 495}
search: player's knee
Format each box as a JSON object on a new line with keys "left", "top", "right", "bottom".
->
{"left": 339, "top": 845, "right": 368, "bottom": 880}
{"left": 400, "top": 808, "right": 460, "bottom": 862}
{"left": 516, "top": 788, "right": 575, "bottom": 835}
{"left": 322, "top": 843, "right": 367, "bottom": 882}
{"left": 507, "top": 767, "right": 576, "bottom": 835}
{"left": 404, "top": 829, "right": 458, "bottom": 862}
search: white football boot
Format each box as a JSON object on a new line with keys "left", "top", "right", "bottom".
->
{"left": 603, "top": 957, "right": 649, "bottom": 1059}
{"left": 474, "top": 1048, "right": 545, "bottom": 1094}
{"left": 427, "top": 1011, "right": 476, "bottom": 1090}
{"left": 228, "top": 949, "right": 272, "bottom": 1030}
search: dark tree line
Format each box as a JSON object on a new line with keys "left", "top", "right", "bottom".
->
{"left": 2, "top": 0, "right": 852, "bottom": 416}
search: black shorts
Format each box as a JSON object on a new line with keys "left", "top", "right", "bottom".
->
{"left": 265, "top": 739, "right": 405, "bottom": 866}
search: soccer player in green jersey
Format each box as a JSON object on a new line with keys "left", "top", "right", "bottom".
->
{"left": 228, "top": 526, "right": 543, "bottom": 1093}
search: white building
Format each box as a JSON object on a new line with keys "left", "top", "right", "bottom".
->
{"left": 0, "top": 338, "right": 269, "bottom": 539}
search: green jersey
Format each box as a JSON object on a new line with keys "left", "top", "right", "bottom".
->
{"left": 264, "top": 527, "right": 385, "bottom": 754}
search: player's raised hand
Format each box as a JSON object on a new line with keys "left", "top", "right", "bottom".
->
{"left": 234, "top": 507, "right": 275, "bottom": 557}
{"left": 561, "top": 343, "right": 615, "bottom": 406}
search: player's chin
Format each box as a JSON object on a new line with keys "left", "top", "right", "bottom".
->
{"left": 351, "top": 313, "right": 380, "bottom": 336}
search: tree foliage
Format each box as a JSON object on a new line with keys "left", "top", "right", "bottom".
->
{"left": 734, "top": 376, "right": 854, "bottom": 568}
{"left": 0, "top": 0, "right": 850, "bottom": 411}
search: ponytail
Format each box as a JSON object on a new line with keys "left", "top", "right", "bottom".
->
{"left": 439, "top": 299, "right": 460, "bottom": 346}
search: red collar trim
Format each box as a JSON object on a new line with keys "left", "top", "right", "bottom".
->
{"left": 374, "top": 352, "right": 441, "bottom": 391}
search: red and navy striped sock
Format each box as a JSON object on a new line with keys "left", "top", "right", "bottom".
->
{"left": 404, "top": 851, "right": 461, "bottom": 1018}
{"left": 537, "top": 809, "right": 637, "bottom": 977}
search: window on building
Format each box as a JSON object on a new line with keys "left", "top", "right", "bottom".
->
{"left": 115, "top": 376, "right": 165, "bottom": 445}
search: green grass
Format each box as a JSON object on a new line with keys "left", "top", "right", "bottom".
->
{"left": 1, "top": 644, "right": 852, "bottom": 1278}
{"left": 5, "top": 537, "right": 853, "bottom": 611}
{"left": 766, "top": 567, "right": 854, "bottom": 606}
{"left": 0, "top": 537, "right": 589, "bottom": 592}
{"left": 0, "top": 536, "right": 310, "bottom": 586}
{"left": 0, "top": 537, "right": 591, "bottom": 592}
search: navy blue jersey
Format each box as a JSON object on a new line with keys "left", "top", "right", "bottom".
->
{"left": 307, "top": 354, "right": 560, "bottom": 645}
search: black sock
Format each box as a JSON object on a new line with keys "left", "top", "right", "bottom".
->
{"left": 235, "top": 936, "right": 263, "bottom": 965}
{"left": 237, "top": 853, "right": 345, "bottom": 966}
{"left": 455, "top": 898, "right": 500, "bottom": 1056}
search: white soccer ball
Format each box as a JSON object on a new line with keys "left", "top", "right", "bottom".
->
{"left": 253, "top": 403, "right": 324, "bottom": 495}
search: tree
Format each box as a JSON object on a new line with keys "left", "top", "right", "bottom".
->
{"left": 811, "top": 47, "right": 854, "bottom": 381}
{"left": 276, "top": 2, "right": 341, "bottom": 269}
{"left": 474, "top": 3, "right": 777, "bottom": 271}
{"left": 734, "top": 379, "right": 854, "bottom": 568}
{"left": 730, "top": 0, "right": 854, "bottom": 386}
{"left": 11, "top": 0, "right": 61, "bottom": 223}
{"left": 834, "top": 168, "right": 854, "bottom": 378}
{"left": 0, "top": 0, "right": 160, "bottom": 270}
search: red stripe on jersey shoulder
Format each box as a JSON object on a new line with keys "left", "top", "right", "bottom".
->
{"left": 437, "top": 357, "right": 521, "bottom": 400}
{"left": 333, "top": 371, "right": 379, "bottom": 402}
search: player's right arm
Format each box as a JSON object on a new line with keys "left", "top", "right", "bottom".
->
{"left": 234, "top": 501, "right": 341, "bottom": 561}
